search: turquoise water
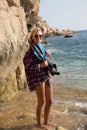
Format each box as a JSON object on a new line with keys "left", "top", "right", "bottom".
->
{"left": 45, "top": 30, "right": 87, "bottom": 89}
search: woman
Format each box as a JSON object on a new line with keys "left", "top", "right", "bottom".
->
{"left": 23, "top": 27, "right": 53, "bottom": 128}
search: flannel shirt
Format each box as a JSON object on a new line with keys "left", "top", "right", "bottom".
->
{"left": 23, "top": 48, "right": 51, "bottom": 91}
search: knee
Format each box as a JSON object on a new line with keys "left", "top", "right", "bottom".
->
{"left": 46, "top": 99, "right": 53, "bottom": 107}
{"left": 38, "top": 99, "right": 45, "bottom": 107}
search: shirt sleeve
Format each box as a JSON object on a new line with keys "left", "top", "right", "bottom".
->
{"left": 23, "top": 49, "right": 41, "bottom": 75}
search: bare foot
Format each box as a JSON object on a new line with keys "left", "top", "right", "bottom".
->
{"left": 43, "top": 122, "right": 57, "bottom": 127}
{"left": 36, "top": 123, "right": 47, "bottom": 129}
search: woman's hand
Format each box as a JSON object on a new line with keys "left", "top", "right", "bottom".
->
{"left": 46, "top": 50, "right": 51, "bottom": 57}
{"left": 40, "top": 60, "right": 48, "bottom": 68}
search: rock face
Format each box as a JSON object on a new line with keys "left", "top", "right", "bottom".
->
{"left": 20, "top": 0, "right": 40, "bottom": 31}
{"left": 0, "top": 0, "right": 40, "bottom": 101}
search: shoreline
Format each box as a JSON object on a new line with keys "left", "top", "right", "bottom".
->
{"left": 53, "top": 83, "right": 87, "bottom": 99}
{"left": 0, "top": 84, "right": 87, "bottom": 130}
{"left": 53, "top": 84, "right": 87, "bottom": 130}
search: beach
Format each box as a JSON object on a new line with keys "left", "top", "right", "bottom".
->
{"left": 0, "top": 83, "right": 87, "bottom": 130}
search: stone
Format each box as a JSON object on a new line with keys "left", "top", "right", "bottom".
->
{"left": 57, "top": 126, "right": 67, "bottom": 130}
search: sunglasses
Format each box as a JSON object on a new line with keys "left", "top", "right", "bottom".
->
{"left": 34, "top": 35, "right": 42, "bottom": 38}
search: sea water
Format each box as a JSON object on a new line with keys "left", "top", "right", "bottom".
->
{"left": 45, "top": 30, "right": 87, "bottom": 89}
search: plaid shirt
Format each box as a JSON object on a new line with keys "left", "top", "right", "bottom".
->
{"left": 23, "top": 48, "right": 51, "bottom": 91}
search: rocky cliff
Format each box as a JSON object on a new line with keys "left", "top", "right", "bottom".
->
{"left": 0, "top": 0, "right": 40, "bottom": 102}
{"left": 36, "top": 16, "right": 75, "bottom": 37}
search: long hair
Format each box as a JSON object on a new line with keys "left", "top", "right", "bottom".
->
{"left": 30, "top": 27, "right": 42, "bottom": 40}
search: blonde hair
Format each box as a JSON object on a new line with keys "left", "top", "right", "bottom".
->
{"left": 30, "top": 27, "right": 42, "bottom": 40}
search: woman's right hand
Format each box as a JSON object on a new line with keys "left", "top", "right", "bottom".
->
{"left": 40, "top": 60, "right": 48, "bottom": 68}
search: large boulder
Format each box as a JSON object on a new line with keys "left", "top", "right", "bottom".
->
{"left": 0, "top": 0, "right": 40, "bottom": 101}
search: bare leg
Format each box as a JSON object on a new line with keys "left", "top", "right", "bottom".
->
{"left": 44, "top": 81, "right": 53, "bottom": 125}
{"left": 35, "top": 82, "right": 46, "bottom": 128}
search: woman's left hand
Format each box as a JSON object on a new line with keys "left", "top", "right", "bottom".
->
{"left": 46, "top": 50, "right": 51, "bottom": 57}
{"left": 40, "top": 60, "right": 48, "bottom": 68}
